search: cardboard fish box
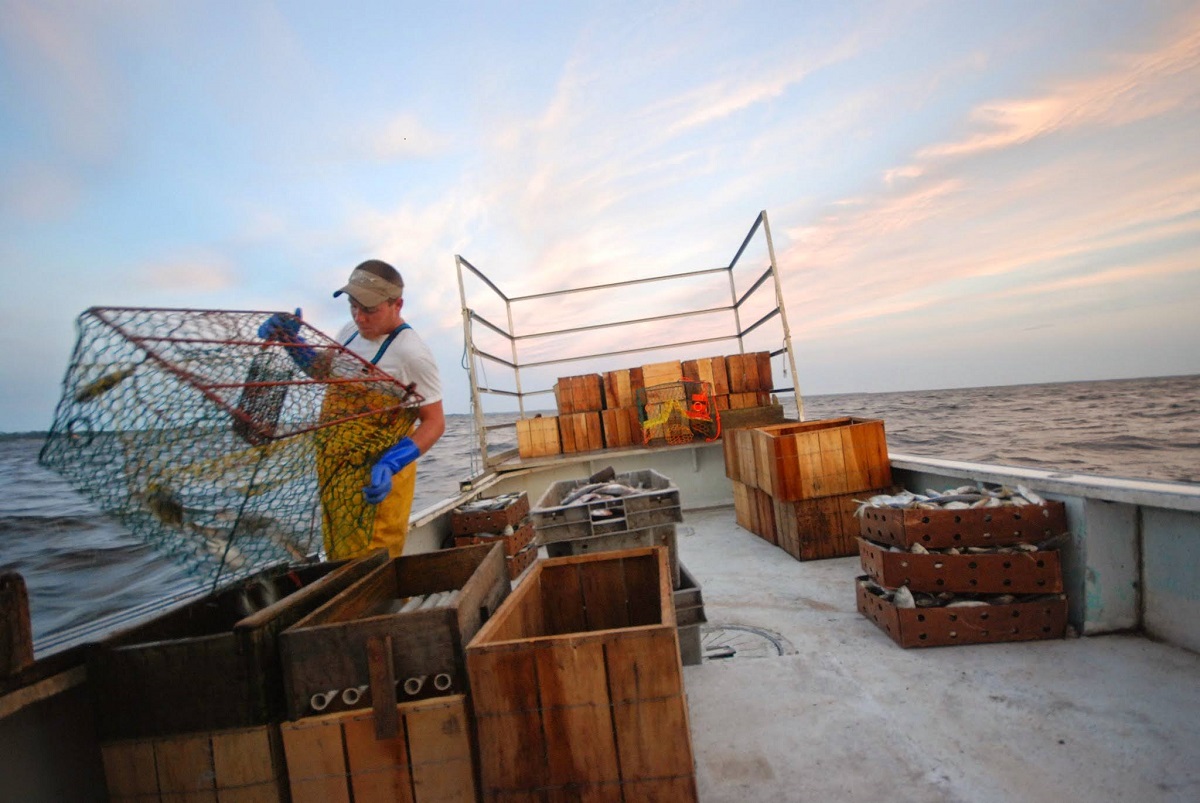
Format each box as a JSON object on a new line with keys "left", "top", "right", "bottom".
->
{"left": 280, "top": 696, "right": 477, "bottom": 803}
{"left": 88, "top": 554, "right": 389, "bottom": 741}
{"left": 554, "top": 373, "right": 603, "bottom": 414}
{"left": 102, "top": 723, "right": 288, "bottom": 803}
{"left": 858, "top": 500, "right": 1069, "bottom": 549}
{"left": 466, "top": 547, "right": 698, "bottom": 802}
{"left": 449, "top": 491, "right": 529, "bottom": 535}
{"left": 516, "top": 415, "right": 560, "bottom": 459}
{"left": 856, "top": 577, "right": 1068, "bottom": 648}
{"left": 278, "top": 544, "right": 509, "bottom": 723}
{"left": 858, "top": 538, "right": 1064, "bottom": 594}
{"left": 531, "top": 468, "right": 683, "bottom": 543}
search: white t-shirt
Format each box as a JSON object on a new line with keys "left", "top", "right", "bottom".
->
{"left": 336, "top": 322, "right": 443, "bottom": 406}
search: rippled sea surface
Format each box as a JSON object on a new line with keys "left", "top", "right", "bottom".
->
{"left": 2, "top": 374, "right": 1196, "bottom": 651}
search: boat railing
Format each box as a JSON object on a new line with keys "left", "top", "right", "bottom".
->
{"left": 454, "top": 210, "right": 803, "bottom": 470}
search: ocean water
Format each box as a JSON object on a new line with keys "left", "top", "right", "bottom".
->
{"left": 1, "top": 374, "right": 1196, "bottom": 651}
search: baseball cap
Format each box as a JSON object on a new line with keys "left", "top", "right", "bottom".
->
{"left": 333, "top": 260, "right": 404, "bottom": 307}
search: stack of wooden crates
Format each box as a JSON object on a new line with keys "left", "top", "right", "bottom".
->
{"left": 276, "top": 544, "right": 511, "bottom": 802}
{"left": 95, "top": 556, "right": 389, "bottom": 802}
{"left": 450, "top": 491, "right": 538, "bottom": 580}
{"left": 516, "top": 351, "right": 776, "bottom": 459}
{"left": 855, "top": 499, "right": 1071, "bottom": 647}
{"left": 724, "top": 417, "right": 896, "bottom": 560}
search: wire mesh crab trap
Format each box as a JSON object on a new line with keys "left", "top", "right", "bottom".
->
{"left": 637, "top": 379, "right": 721, "bottom": 446}
{"left": 39, "top": 307, "right": 423, "bottom": 589}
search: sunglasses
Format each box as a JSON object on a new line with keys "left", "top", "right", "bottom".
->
{"left": 349, "top": 298, "right": 394, "bottom": 315}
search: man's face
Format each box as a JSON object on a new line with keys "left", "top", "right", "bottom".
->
{"left": 349, "top": 296, "right": 402, "bottom": 339}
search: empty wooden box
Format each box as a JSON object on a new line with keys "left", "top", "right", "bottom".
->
{"left": 466, "top": 547, "right": 698, "bottom": 802}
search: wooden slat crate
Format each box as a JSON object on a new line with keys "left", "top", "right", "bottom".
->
{"left": 279, "top": 544, "right": 509, "bottom": 722}
{"left": 858, "top": 538, "right": 1064, "bottom": 594}
{"left": 731, "top": 481, "right": 778, "bottom": 545}
{"left": 558, "top": 411, "right": 604, "bottom": 453}
{"left": 466, "top": 547, "right": 698, "bottom": 802}
{"left": 600, "top": 406, "right": 642, "bottom": 448}
{"left": 280, "top": 695, "right": 476, "bottom": 803}
{"left": 453, "top": 519, "right": 535, "bottom": 557}
{"left": 725, "top": 351, "right": 772, "bottom": 393}
{"left": 88, "top": 554, "right": 389, "bottom": 741}
{"left": 856, "top": 577, "right": 1068, "bottom": 648}
{"left": 641, "top": 359, "right": 684, "bottom": 388}
{"left": 102, "top": 723, "right": 287, "bottom": 802}
{"left": 554, "top": 374, "right": 603, "bottom": 414}
{"left": 516, "top": 416, "right": 560, "bottom": 459}
{"left": 857, "top": 500, "right": 1070, "bottom": 550}
{"left": 727, "top": 391, "right": 772, "bottom": 409}
{"left": 602, "top": 367, "right": 645, "bottom": 410}
{"left": 773, "top": 485, "right": 897, "bottom": 561}
{"left": 450, "top": 492, "right": 530, "bottom": 536}
{"left": 751, "top": 417, "right": 892, "bottom": 501}
{"left": 681, "top": 355, "right": 729, "bottom": 396}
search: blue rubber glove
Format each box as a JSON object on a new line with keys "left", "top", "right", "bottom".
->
{"left": 258, "top": 308, "right": 303, "bottom": 340}
{"left": 363, "top": 437, "right": 420, "bottom": 505}
{"left": 258, "top": 308, "right": 316, "bottom": 370}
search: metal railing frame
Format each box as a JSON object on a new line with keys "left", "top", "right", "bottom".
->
{"left": 455, "top": 210, "right": 803, "bottom": 468}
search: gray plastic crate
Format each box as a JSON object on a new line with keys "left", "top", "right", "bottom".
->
{"left": 543, "top": 524, "right": 680, "bottom": 589}
{"left": 531, "top": 469, "right": 682, "bottom": 543}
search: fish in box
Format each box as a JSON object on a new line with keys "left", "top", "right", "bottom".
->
{"left": 856, "top": 576, "right": 1068, "bottom": 648}
{"left": 531, "top": 468, "right": 682, "bottom": 543}
{"left": 856, "top": 485, "right": 1069, "bottom": 549}
{"left": 449, "top": 491, "right": 530, "bottom": 535}
{"left": 858, "top": 538, "right": 1064, "bottom": 594}
{"left": 453, "top": 519, "right": 535, "bottom": 556}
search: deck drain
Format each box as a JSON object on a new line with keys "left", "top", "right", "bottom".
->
{"left": 700, "top": 624, "right": 791, "bottom": 661}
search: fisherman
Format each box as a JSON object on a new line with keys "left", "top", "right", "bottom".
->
{"left": 259, "top": 259, "right": 445, "bottom": 559}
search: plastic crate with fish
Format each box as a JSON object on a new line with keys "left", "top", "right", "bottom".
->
{"left": 531, "top": 469, "right": 683, "bottom": 543}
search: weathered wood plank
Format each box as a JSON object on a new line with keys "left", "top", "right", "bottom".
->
{"left": 102, "top": 740, "right": 159, "bottom": 800}
{"left": 156, "top": 733, "right": 217, "bottom": 803}
{"left": 406, "top": 697, "right": 477, "bottom": 803}
{"left": 537, "top": 641, "right": 621, "bottom": 791}
{"left": 212, "top": 726, "right": 281, "bottom": 803}
{"left": 281, "top": 716, "right": 352, "bottom": 803}
{"left": 343, "top": 710, "right": 414, "bottom": 803}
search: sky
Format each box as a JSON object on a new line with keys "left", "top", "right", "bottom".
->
{"left": 1, "top": 0, "right": 1198, "bottom": 432}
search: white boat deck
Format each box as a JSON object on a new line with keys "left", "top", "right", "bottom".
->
{"left": 678, "top": 506, "right": 1200, "bottom": 803}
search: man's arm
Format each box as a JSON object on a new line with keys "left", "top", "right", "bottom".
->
{"left": 409, "top": 400, "right": 445, "bottom": 455}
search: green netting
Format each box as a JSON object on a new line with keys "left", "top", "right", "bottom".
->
{"left": 39, "top": 307, "right": 422, "bottom": 589}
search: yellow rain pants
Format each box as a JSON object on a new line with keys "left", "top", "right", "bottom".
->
{"left": 316, "top": 382, "right": 417, "bottom": 561}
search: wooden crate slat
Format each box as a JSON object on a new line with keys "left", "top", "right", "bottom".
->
{"left": 156, "top": 733, "right": 217, "bottom": 802}
{"left": 212, "top": 727, "right": 281, "bottom": 803}
{"left": 342, "top": 711, "right": 414, "bottom": 803}
{"left": 579, "top": 559, "right": 629, "bottom": 632}
{"left": 405, "top": 698, "right": 477, "bottom": 803}
{"left": 517, "top": 417, "right": 561, "bottom": 458}
{"left": 536, "top": 641, "right": 621, "bottom": 788}
{"left": 542, "top": 563, "right": 588, "bottom": 636}
{"left": 281, "top": 716, "right": 351, "bottom": 803}
{"left": 102, "top": 741, "right": 159, "bottom": 799}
